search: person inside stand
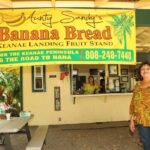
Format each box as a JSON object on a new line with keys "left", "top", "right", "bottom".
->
{"left": 83, "top": 75, "right": 99, "bottom": 94}
{"left": 76, "top": 76, "right": 84, "bottom": 91}
{"left": 129, "top": 61, "right": 150, "bottom": 150}
{"left": 99, "top": 79, "right": 105, "bottom": 93}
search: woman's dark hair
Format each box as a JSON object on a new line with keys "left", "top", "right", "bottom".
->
{"left": 138, "top": 61, "right": 150, "bottom": 81}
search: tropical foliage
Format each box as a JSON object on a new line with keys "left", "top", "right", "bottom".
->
{"left": 0, "top": 68, "right": 21, "bottom": 116}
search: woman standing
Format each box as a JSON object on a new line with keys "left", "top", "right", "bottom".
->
{"left": 129, "top": 61, "right": 150, "bottom": 150}
{"left": 83, "top": 76, "right": 99, "bottom": 94}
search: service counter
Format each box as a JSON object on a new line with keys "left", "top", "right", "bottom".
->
{"left": 71, "top": 92, "right": 133, "bottom": 122}
{"left": 69, "top": 64, "right": 137, "bottom": 123}
{"left": 72, "top": 92, "right": 133, "bottom": 104}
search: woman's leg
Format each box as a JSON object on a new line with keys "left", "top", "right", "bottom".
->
{"left": 138, "top": 125, "right": 150, "bottom": 150}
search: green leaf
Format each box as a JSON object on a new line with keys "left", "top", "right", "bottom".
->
{"left": 125, "top": 26, "right": 131, "bottom": 37}
{"left": 121, "top": 14, "right": 127, "bottom": 21}
{"left": 112, "top": 15, "right": 121, "bottom": 24}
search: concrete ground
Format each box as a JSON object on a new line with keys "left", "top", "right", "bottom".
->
{"left": 0, "top": 121, "right": 143, "bottom": 150}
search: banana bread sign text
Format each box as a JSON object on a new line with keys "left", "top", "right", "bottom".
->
{"left": 0, "top": 26, "right": 112, "bottom": 41}
{"left": 0, "top": 8, "right": 136, "bottom": 66}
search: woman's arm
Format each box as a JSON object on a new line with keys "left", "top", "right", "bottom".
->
{"left": 129, "top": 83, "right": 139, "bottom": 133}
{"left": 129, "top": 115, "right": 135, "bottom": 133}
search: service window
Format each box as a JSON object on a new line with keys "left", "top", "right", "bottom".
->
{"left": 71, "top": 64, "right": 105, "bottom": 95}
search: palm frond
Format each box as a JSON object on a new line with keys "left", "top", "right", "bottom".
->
{"left": 112, "top": 15, "right": 121, "bottom": 24}
{"left": 121, "top": 14, "right": 127, "bottom": 22}
{"left": 125, "top": 26, "right": 132, "bottom": 37}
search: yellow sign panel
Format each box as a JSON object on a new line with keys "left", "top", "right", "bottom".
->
{"left": 0, "top": 8, "right": 136, "bottom": 66}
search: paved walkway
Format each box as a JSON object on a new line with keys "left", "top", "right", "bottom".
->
{"left": 0, "top": 121, "right": 143, "bottom": 150}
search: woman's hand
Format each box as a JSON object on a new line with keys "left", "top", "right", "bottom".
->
{"left": 129, "top": 116, "right": 135, "bottom": 133}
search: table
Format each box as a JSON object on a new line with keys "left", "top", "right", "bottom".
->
{"left": 0, "top": 116, "right": 32, "bottom": 150}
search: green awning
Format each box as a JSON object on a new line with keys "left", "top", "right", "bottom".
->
{"left": 136, "top": 9, "right": 150, "bottom": 26}
{"left": 137, "top": 52, "right": 150, "bottom": 62}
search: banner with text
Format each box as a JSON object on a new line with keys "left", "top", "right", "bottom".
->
{"left": 0, "top": 8, "right": 136, "bottom": 66}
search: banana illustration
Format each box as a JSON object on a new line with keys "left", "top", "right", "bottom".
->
{"left": 7, "top": 15, "right": 26, "bottom": 26}
{"left": 2, "top": 13, "right": 26, "bottom": 26}
{"left": 3, "top": 14, "right": 22, "bottom": 23}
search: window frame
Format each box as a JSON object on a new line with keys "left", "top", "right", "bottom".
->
{"left": 32, "top": 65, "right": 46, "bottom": 92}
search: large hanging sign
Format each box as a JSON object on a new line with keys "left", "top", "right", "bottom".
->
{"left": 0, "top": 8, "right": 136, "bottom": 66}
